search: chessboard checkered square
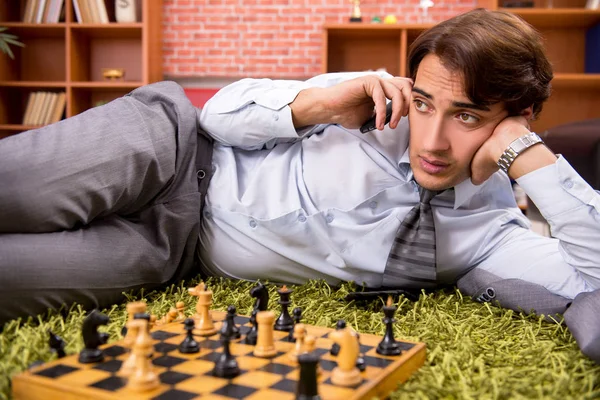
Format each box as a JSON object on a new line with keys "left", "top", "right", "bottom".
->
{"left": 231, "top": 370, "right": 284, "bottom": 389}
{"left": 362, "top": 354, "right": 394, "bottom": 368}
{"left": 152, "top": 330, "right": 180, "bottom": 341}
{"left": 236, "top": 355, "right": 270, "bottom": 371}
{"left": 151, "top": 388, "right": 198, "bottom": 400}
{"left": 92, "top": 359, "right": 122, "bottom": 373}
{"left": 34, "top": 364, "right": 78, "bottom": 378}
{"left": 175, "top": 374, "right": 229, "bottom": 395}
{"left": 212, "top": 383, "right": 258, "bottom": 399}
{"left": 89, "top": 375, "right": 127, "bottom": 391}
{"left": 245, "top": 388, "right": 295, "bottom": 400}
{"left": 155, "top": 342, "right": 179, "bottom": 354}
{"left": 270, "top": 378, "right": 297, "bottom": 393}
{"left": 319, "top": 382, "right": 360, "bottom": 398}
{"left": 103, "top": 345, "right": 128, "bottom": 358}
{"left": 159, "top": 370, "right": 195, "bottom": 385}
{"left": 259, "top": 362, "right": 295, "bottom": 375}
{"left": 171, "top": 359, "right": 215, "bottom": 376}
{"left": 153, "top": 354, "right": 188, "bottom": 368}
{"left": 56, "top": 369, "right": 110, "bottom": 387}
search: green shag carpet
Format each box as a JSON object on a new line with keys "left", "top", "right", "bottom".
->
{"left": 1, "top": 277, "right": 599, "bottom": 399}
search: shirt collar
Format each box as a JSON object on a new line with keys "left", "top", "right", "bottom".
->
{"left": 398, "top": 147, "right": 484, "bottom": 209}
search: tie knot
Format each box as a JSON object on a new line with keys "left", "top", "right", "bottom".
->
{"left": 418, "top": 186, "right": 438, "bottom": 204}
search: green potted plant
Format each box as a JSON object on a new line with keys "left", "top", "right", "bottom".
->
{"left": 0, "top": 27, "right": 24, "bottom": 59}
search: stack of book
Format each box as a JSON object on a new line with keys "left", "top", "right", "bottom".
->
{"left": 22, "top": 91, "right": 67, "bottom": 127}
{"left": 72, "top": 0, "right": 110, "bottom": 23}
{"left": 22, "top": 0, "right": 65, "bottom": 23}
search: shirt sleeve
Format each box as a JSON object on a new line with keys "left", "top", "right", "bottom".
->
{"left": 515, "top": 155, "right": 600, "bottom": 289}
{"left": 199, "top": 71, "right": 394, "bottom": 150}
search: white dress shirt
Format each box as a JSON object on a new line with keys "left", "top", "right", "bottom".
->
{"left": 198, "top": 71, "right": 600, "bottom": 299}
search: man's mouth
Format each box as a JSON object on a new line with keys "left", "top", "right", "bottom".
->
{"left": 419, "top": 156, "right": 449, "bottom": 174}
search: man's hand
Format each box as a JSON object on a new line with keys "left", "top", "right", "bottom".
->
{"left": 290, "top": 75, "right": 413, "bottom": 130}
{"left": 471, "top": 115, "right": 557, "bottom": 185}
{"left": 470, "top": 116, "right": 531, "bottom": 185}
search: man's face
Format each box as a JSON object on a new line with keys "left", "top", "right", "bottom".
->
{"left": 408, "top": 54, "right": 508, "bottom": 191}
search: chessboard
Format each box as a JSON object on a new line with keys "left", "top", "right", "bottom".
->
{"left": 12, "top": 310, "right": 426, "bottom": 400}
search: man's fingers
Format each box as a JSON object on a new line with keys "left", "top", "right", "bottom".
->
{"left": 381, "top": 77, "right": 412, "bottom": 128}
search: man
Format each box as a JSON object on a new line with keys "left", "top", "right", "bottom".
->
{"left": 0, "top": 9, "right": 598, "bottom": 361}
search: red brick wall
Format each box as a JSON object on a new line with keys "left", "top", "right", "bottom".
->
{"left": 163, "top": 0, "right": 476, "bottom": 80}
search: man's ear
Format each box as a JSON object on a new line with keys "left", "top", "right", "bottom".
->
{"left": 520, "top": 105, "right": 534, "bottom": 120}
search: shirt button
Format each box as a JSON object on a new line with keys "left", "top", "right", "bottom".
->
{"left": 368, "top": 201, "right": 377, "bottom": 209}
{"left": 249, "top": 219, "right": 257, "bottom": 228}
{"left": 298, "top": 214, "right": 307, "bottom": 222}
{"left": 204, "top": 210, "right": 212, "bottom": 219}
{"left": 326, "top": 214, "right": 334, "bottom": 223}
{"left": 273, "top": 113, "right": 279, "bottom": 121}
{"left": 563, "top": 179, "right": 574, "bottom": 189}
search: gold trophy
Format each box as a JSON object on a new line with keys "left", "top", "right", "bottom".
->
{"left": 349, "top": 0, "right": 362, "bottom": 22}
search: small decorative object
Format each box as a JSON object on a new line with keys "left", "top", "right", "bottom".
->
{"left": 349, "top": 0, "right": 362, "bottom": 22}
{"left": 383, "top": 14, "right": 397, "bottom": 24}
{"left": 419, "top": 0, "right": 434, "bottom": 22}
{"left": 115, "top": 0, "right": 137, "bottom": 23}
{"left": 102, "top": 68, "right": 125, "bottom": 80}
{"left": 371, "top": 16, "right": 382, "bottom": 23}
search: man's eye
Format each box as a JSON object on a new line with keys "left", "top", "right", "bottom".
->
{"left": 458, "top": 113, "right": 478, "bottom": 124}
{"left": 414, "top": 100, "right": 428, "bottom": 112}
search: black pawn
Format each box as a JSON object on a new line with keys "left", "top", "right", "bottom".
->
{"left": 220, "top": 305, "right": 241, "bottom": 340}
{"left": 179, "top": 318, "right": 200, "bottom": 353}
{"left": 296, "top": 353, "right": 320, "bottom": 400}
{"left": 330, "top": 319, "right": 346, "bottom": 356}
{"left": 287, "top": 307, "right": 303, "bottom": 342}
{"left": 356, "top": 333, "right": 366, "bottom": 372}
{"left": 78, "top": 309, "right": 110, "bottom": 364}
{"left": 244, "top": 309, "right": 258, "bottom": 345}
{"left": 274, "top": 286, "right": 294, "bottom": 332}
{"left": 213, "top": 326, "right": 240, "bottom": 378}
{"left": 48, "top": 330, "right": 66, "bottom": 358}
{"left": 376, "top": 303, "right": 402, "bottom": 356}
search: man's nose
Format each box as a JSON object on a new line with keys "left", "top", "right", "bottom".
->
{"left": 423, "top": 115, "right": 450, "bottom": 151}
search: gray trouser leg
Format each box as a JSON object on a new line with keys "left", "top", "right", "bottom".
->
{"left": 0, "top": 81, "right": 201, "bottom": 324}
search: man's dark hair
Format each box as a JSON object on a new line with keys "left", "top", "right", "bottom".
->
{"left": 408, "top": 8, "right": 553, "bottom": 119}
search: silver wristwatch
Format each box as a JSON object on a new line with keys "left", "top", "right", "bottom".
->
{"left": 497, "top": 132, "right": 543, "bottom": 174}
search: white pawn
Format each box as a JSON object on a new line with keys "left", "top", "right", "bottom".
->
{"left": 289, "top": 323, "right": 307, "bottom": 363}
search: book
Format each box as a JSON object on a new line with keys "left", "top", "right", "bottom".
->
{"left": 96, "top": 0, "right": 110, "bottom": 23}
{"left": 50, "top": 92, "right": 67, "bottom": 124}
{"left": 72, "top": 0, "right": 83, "bottom": 23}
{"left": 22, "top": 92, "right": 36, "bottom": 125}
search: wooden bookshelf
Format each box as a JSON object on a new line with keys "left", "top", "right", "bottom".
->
{"left": 322, "top": 0, "right": 600, "bottom": 133}
{"left": 0, "top": 0, "right": 163, "bottom": 139}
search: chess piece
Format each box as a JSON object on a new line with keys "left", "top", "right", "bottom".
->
{"left": 349, "top": 0, "right": 362, "bottom": 22}
{"left": 254, "top": 311, "right": 277, "bottom": 358}
{"left": 275, "top": 285, "right": 294, "bottom": 332}
{"left": 297, "top": 353, "right": 320, "bottom": 400}
{"left": 157, "top": 307, "right": 178, "bottom": 325}
{"left": 329, "top": 327, "right": 362, "bottom": 387}
{"left": 179, "top": 318, "right": 200, "bottom": 353}
{"left": 213, "top": 321, "right": 240, "bottom": 378}
{"left": 220, "top": 305, "right": 241, "bottom": 340}
{"left": 287, "top": 307, "right": 303, "bottom": 342}
{"left": 78, "top": 309, "right": 110, "bottom": 364}
{"left": 189, "top": 282, "right": 218, "bottom": 336}
{"left": 123, "top": 301, "right": 147, "bottom": 347}
{"left": 289, "top": 323, "right": 307, "bottom": 362}
{"left": 149, "top": 314, "right": 157, "bottom": 330}
{"left": 127, "top": 319, "right": 159, "bottom": 392}
{"left": 376, "top": 296, "right": 402, "bottom": 356}
{"left": 356, "top": 333, "right": 366, "bottom": 372}
{"left": 175, "top": 301, "right": 186, "bottom": 321}
{"left": 246, "top": 282, "right": 270, "bottom": 344}
{"left": 330, "top": 319, "right": 346, "bottom": 356}
{"left": 48, "top": 330, "right": 66, "bottom": 358}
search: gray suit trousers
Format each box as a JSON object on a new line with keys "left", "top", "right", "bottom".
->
{"left": 0, "top": 81, "right": 202, "bottom": 324}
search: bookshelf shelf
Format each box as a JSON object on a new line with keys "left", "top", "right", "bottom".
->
{"left": 0, "top": 0, "right": 163, "bottom": 138}
{"left": 502, "top": 8, "right": 600, "bottom": 28}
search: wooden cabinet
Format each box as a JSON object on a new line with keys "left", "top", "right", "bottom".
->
{"left": 322, "top": 1, "right": 600, "bottom": 133}
{"left": 0, "top": 0, "right": 163, "bottom": 139}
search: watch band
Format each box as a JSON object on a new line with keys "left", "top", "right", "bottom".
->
{"left": 497, "top": 132, "right": 543, "bottom": 174}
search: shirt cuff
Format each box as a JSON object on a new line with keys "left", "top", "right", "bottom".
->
{"left": 516, "top": 155, "right": 600, "bottom": 218}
